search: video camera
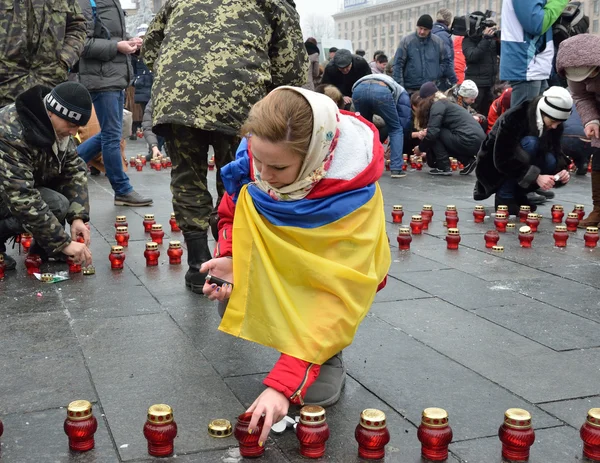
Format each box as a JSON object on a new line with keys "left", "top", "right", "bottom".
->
{"left": 451, "top": 10, "right": 500, "bottom": 39}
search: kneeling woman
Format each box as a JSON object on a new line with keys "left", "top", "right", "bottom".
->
{"left": 415, "top": 82, "right": 486, "bottom": 176}
{"left": 474, "top": 87, "right": 572, "bottom": 214}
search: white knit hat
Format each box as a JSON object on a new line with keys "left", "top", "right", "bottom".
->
{"left": 538, "top": 86, "right": 573, "bottom": 121}
{"left": 458, "top": 80, "right": 479, "bottom": 99}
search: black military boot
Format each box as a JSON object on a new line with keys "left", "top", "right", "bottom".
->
{"left": 184, "top": 232, "right": 213, "bottom": 294}
{"left": 0, "top": 216, "right": 24, "bottom": 270}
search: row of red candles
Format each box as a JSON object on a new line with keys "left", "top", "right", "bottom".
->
{"left": 385, "top": 158, "right": 592, "bottom": 174}
{"left": 129, "top": 154, "right": 216, "bottom": 172}
{"left": 5, "top": 403, "right": 597, "bottom": 461}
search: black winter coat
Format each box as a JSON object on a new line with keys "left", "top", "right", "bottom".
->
{"left": 474, "top": 100, "right": 569, "bottom": 200}
{"left": 462, "top": 36, "right": 499, "bottom": 88}
{"left": 419, "top": 98, "right": 486, "bottom": 153}
{"left": 321, "top": 56, "right": 371, "bottom": 97}
{"left": 132, "top": 55, "right": 153, "bottom": 104}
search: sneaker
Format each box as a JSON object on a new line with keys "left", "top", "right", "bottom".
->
{"left": 459, "top": 160, "right": 477, "bottom": 175}
{"left": 535, "top": 188, "right": 555, "bottom": 200}
{"left": 429, "top": 168, "right": 452, "bottom": 176}
{"left": 0, "top": 252, "right": 16, "bottom": 270}
{"left": 114, "top": 190, "right": 153, "bottom": 207}
{"left": 526, "top": 191, "right": 548, "bottom": 205}
{"left": 303, "top": 352, "right": 346, "bottom": 407}
{"left": 390, "top": 170, "right": 407, "bottom": 178}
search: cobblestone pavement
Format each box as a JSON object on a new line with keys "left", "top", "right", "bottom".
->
{"left": 1, "top": 138, "right": 598, "bottom": 462}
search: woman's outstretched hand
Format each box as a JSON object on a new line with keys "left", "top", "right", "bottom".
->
{"left": 200, "top": 257, "right": 234, "bottom": 301}
{"left": 246, "top": 387, "right": 290, "bottom": 448}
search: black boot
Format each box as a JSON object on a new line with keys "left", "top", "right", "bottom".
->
{"left": 0, "top": 216, "right": 23, "bottom": 270}
{"left": 184, "top": 232, "right": 213, "bottom": 294}
{"left": 495, "top": 195, "right": 536, "bottom": 216}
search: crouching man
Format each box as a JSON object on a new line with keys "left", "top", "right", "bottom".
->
{"left": 0, "top": 83, "right": 93, "bottom": 270}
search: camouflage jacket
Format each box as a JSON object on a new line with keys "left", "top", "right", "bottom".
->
{"left": 0, "top": 0, "right": 86, "bottom": 108}
{"left": 142, "top": 0, "right": 308, "bottom": 137}
{"left": 0, "top": 86, "right": 90, "bottom": 255}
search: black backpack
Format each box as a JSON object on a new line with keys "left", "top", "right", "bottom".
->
{"left": 553, "top": 1, "right": 589, "bottom": 47}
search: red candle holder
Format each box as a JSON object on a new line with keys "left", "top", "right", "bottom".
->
{"left": 574, "top": 204, "right": 586, "bottom": 221}
{"left": 355, "top": 408, "right": 390, "bottom": 460}
{"left": 109, "top": 245, "right": 126, "bottom": 270}
{"left": 421, "top": 205, "right": 434, "bottom": 230}
{"left": 150, "top": 224, "right": 165, "bottom": 245}
{"left": 0, "top": 254, "right": 6, "bottom": 280}
{"left": 518, "top": 226, "right": 534, "bottom": 248}
{"left": 165, "top": 157, "right": 172, "bottom": 168}
{"left": 553, "top": 226, "right": 569, "bottom": 247}
{"left": 496, "top": 204, "right": 509, "bottom": 217}
{"left": 138, "top": 154, "right": 147, "bottom": 166}
{"left": 402, "top": 163, "right": 407, "bottom": 171}
{"left": 417, "top": 407, "right": 453, "bottom": 461}
{"left": 143, "top": 214, "right": 156, "bottom": 233}
{"left": 391, "top": 205, "right": 404, "bottom": 224}
{"left": 169, "top": 212, "right": 181, "bottom": 232}
{"left": 494, "top": 212, "right": 508, "bottom": 233}
{"left": 484, "top": 230, "right": 500, "bottom": 249}
{"left": 161, "top": 158, "right": 169, "bottom": 169}
{"left": 67, "top": 257, "right": 82, "bottom": 274}
{"left": 167, "top": 241, "right": 183, "bottom": 265}
{"left": 129, "top": 156, "right": 137, "bottom": 167}
{"left": 397, "top": 227, "right": 412, "bottom": 251}
{"left": 115, "top": 215, "right": 127, "bottom": 229}
{"left": 445, "top": 205, "right": 459, "bottom": 228}
{"left": 385, "top": 159, "right": 391, "bottom": 171}
{"left": 551, "top": 205, "right": 564, "bottom": 223}
{"left": 450, "top": 158, "right": 458, "bottom": 171}
{"left": 154, "top": 159, "right": 162, "bottom": 171}
{"left": 296, "top": 405, "right": 330, "bottom": 458}
{"left": 519, "top": 205, "right": 531, "bottom": 223}
{"left": 446, "top": 228, "right": 461, "bottom": 250}
{"left": 64, "top": 400, "right": 98, "bottom": 452}
{"left": 526, "top": 213, "right": 540, "bottom": 233}
{"left": 208, "top": 156, "right": 216, "bottom": 171}
{"left": 144, "top": 242, "right": 160, "bottom": 266}
{"left": 234, "top": 412, "right": 265, "bottom": 458}
{"left": 135, "top": 159, "right": 143, "bottom": 171}
{"left": 115, "top": 226, "right": 130, "bottom": 247}
{"left": 410, "top": 155, "right": 417, "bottom": 169}
{"left": 143, "top": 404, "right": 178, "bottom": 457}
{"left": 585, "top": 226, "right": 599, "bottom": 248}
{"left": 24, "top": 253, "right": 42, "bottom": 275}
{"left": 21, "top": 233, "right": 33, "bottom": 253}
{"left": 580, "top": 408, "right": 600, "bottom": 461}
{"left": 565, "top": 213, "right": 580, "bottom": 232}
{"left": 498, "top": 408, "right": 535, "bottom": 461}
{"left": 473, "top": 205, "right": 486, "bottom": 223}
{"left": 410, "top": 215, "right": 423, "bottom": 234}
{"left": 415, "top": 159, "right": 423, "bottom": 171}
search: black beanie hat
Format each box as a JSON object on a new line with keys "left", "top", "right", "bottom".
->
{"left": 417, "top": 14, "right": 434, "bottom": 30}
{"left": 44, "top": 82, "right": 92, "bottom": 126}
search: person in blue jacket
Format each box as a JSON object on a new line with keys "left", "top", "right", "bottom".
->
{"left": 393, "top": 14, "right": 451, "bottom": 94}
{"left": 352, "top": 74, "right": 411, "bottom": 178}
{"left": 432, "top": 8, "right": 458, "bottom": 91}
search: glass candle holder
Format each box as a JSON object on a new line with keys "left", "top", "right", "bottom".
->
{"left": 519, "top": 205, "right": 531, "bottom": 223}
{"left": 115, "top": 226, "right": 130, "bottom": 247}
{"left": 167, "top": 241, "right": 183, "bottom": 265}
{"left": 144, "top": 242, "right": 160, "bottom": 266}
{"left": 421, "top": 205, "right": 433, "bottom": 229}
{"left": 143, "top": 214, "right": 156, "bottom": 233}
{"left": 526, "top": 213, "right": 540, "bottom": 233}
{"left": 355, "top": 408, "right": 390, "bottom": 460}
{"left": 580, "top": 408, "right": 600, "bottom": 461}
{"left": 169, "top": 212, "right": 181, "bottom": 232}
{"left": 0, "top": 254, "right": 5, "bottom": 280}
{"left": 391, "top": 205, "right": 404, "bottom": 224}
{"left": 498, "top": 408, "right": 535, "bottom": 462}
{"left": 494, "top": 212, "right": 508, "bottom": 233}
{"left": 496, "top": 204, "right": 508, "bottom": 217}
{"left": 397, "top": 227, "right": 412, "bottom": 251}
{"left": 24, "top": 253, "right": 42, "bottom": 275}
{"left": 450, "top": 158, "right": 458, "bottom": 171}
{"left": 161, "top": 158, "right": 169, "bottom": 169}
{"left": 410, "top": 215, "right": 423, "bottom": 234}
{"left": 138, "top": 154, "right": 147, "bottom": 166}
{"left": 551, "top": 205, "right": 564, "bottom": 223}
{"left": 473, "top": 205, "right": 486, "bottom": 223}
{"left": 150, "top": 224, "right": 165, "bottom": 245}
{"left": 165, "top": 157, "right": 172, "bottom": 168}
{"left": 234, "top": 412, "right": 265, "bottom": 458}
{"left": 415, "top": 158, "right": 423, "bottom": 170}
{"left": 64, "top": 400, "right": 98, "bottom": 452}
{"left": 417, "top": 407, "right": 453, "bottom": 461}
{"left": 109, "top": 245, "right": 126, "bottom": 270}
{"left": 553, "top": 226, "right": 569, "bottom": 247}
{"left": 135, "top": 159, "right": 143, "bottom": 171}
{"left": 445, "top": 206, "right": 459, "bottom": 228}
{"left": 584, "top": 226, "right": 599, "bottom": 248}
{"left": 129, "top": 156, "right": 137, "bottom": 167}
{"left": 67, "top": 256, "right": 82, "bottom": 274}
{"left": 518, "top": 226, "right": 534, "bottom": 248}
{"left": 565, "top": 213, "right": 580, "bottom": 232}
{"left": 574, "top": 204, "right": 586, "bottom": 221}
{"left": 208, "top": 156, "right": 216, "bottom": 171}
{"left": 143, "top": 404, "right": 177, "bottom": 457}
{"left": 484, "top": 230, "right": 500, "bottom": 248}
{"left": 115, "top": 215, "right": 127, "bottom": 229}
{"left": 154, "top": 159, "right": 162, "bottom": 171}
{"left": 296, "top": 405, "right": 330, "bottom": 459}
{"left": 446, "top": 228, "right": 461, "bottom": 250}
{"left": 21, "top": 232, "right": 33, "bottom": 252}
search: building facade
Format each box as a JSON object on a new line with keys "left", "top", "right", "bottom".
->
{"left": 333, "top": 0, "right": 600, "bottom": 62}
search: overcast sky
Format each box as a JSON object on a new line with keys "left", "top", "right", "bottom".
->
{"left": 294, "top": 0, "right": 341, "bottom": 21}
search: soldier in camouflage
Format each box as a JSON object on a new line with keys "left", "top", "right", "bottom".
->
{"left": 142, "top": 0, "right": 308, "bottom": 293}
{"left": 0, "top": 0, "right": 86, "bottom": 108}
{"left": 0, "top": 83, "right": 93, "bottom": 270}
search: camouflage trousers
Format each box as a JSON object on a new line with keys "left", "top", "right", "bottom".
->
{"left": 165, "top": 125, "right": 237, "bottom": 239}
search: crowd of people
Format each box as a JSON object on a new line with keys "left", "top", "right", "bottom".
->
{"left": 1, "top": 0, "right": 600, "bottom": 448}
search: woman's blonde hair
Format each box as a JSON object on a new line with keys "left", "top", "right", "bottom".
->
{"left": 241, "top": 89, "right": 313, "bottom": 159}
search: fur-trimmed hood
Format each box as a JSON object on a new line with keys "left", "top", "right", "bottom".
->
{"left": 556, "top": 34, "right": 600, "bottom": 77}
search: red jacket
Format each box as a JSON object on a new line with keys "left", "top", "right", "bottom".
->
{"left": 454, "top": 36, "right": 466, "bottom": 85}
{"left": 487, "top": 88, "right": 512, "bottom": 133}
{"left": 214, "top": 110, "right": 387, "bottom": 404}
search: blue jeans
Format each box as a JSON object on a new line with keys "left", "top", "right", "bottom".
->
{"left": 509, "top": 80, "right": 548, "bottom": 107}
{"left": 497, "top": 136, "right": 557, "bottom": 199}
{"left": 77, "top": 91, "right": 133, "bottom": 196}
{"left": 353, "top": 81, "right": 404, "bottom": 171}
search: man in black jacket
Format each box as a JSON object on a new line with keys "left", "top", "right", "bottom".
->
{"left": 321, "top": 49, "right": 371, "bottom": 106}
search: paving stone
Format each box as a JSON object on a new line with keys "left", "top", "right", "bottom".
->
{"left": 374, "top": 275, "right": 431, "bottom": 302}
{"left": 388, "top": 253, "right": 451, "bottom": 277}
{"left": 539, "top": 396, "right": 600, "bottom": 429}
